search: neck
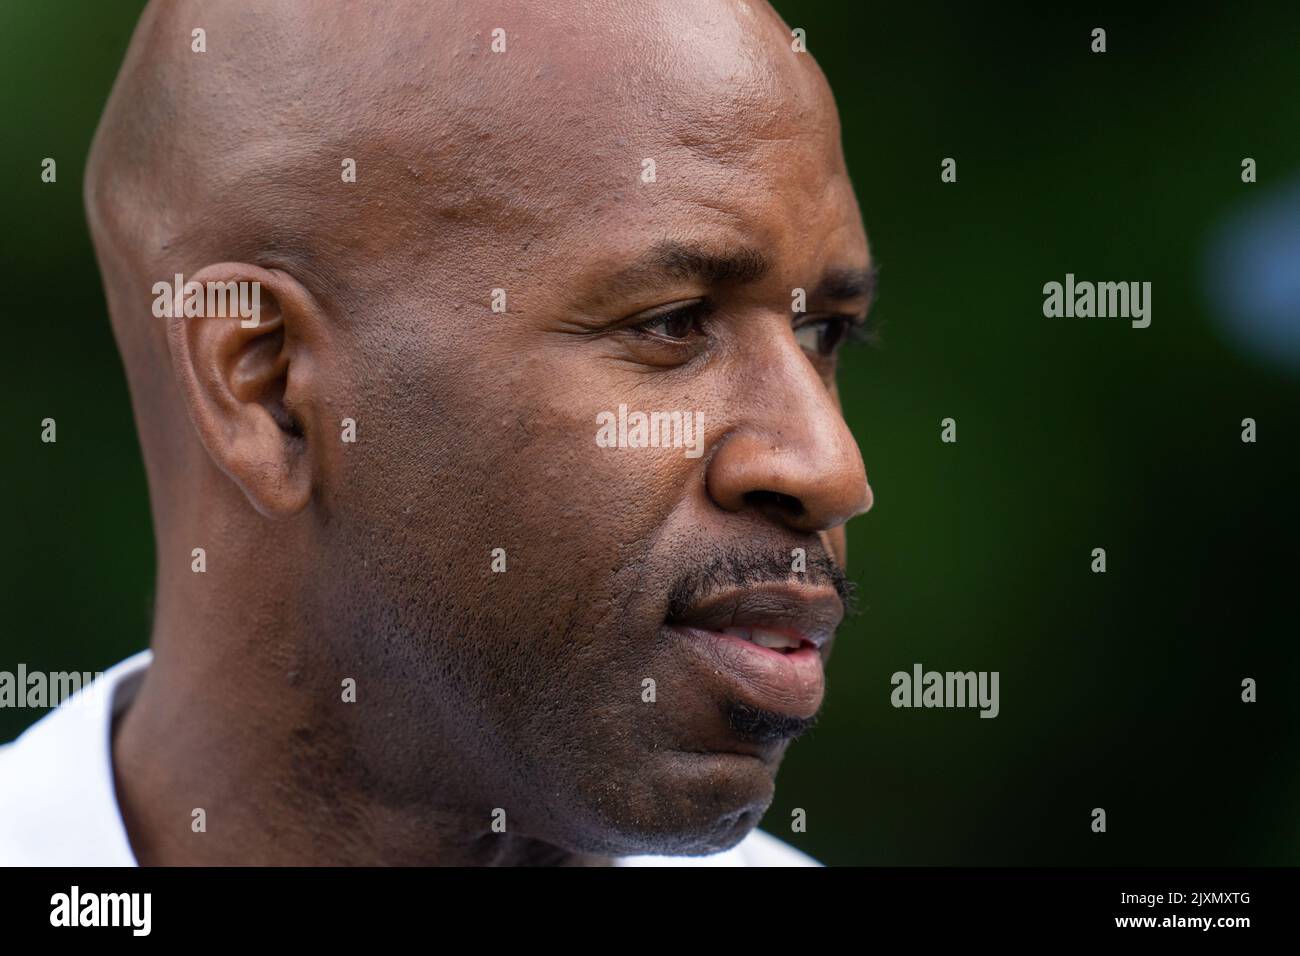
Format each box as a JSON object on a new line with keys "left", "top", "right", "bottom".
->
{"left": 111, "top": 581, "right": 608, "bottom": 866}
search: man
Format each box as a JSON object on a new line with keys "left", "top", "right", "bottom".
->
{"left": 1, "top": 0, "right": 874, "bottom": 866}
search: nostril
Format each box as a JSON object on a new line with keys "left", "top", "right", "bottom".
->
{"left": 743, "top": 489, "right": 805, "bottom": 518}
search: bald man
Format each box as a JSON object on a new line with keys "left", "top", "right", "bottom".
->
{"left": 1, "top": 0, "right": 874, "bottom": 866}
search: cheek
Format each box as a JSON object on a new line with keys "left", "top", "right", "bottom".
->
{"left": 490, "top": 363, "right": 700, "bottom": 536}
{"left": 347, "top": 326, "right": 705, "bottom": 634}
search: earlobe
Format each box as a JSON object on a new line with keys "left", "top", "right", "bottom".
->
{"left": 165, "top": 263, "right": 322, "bottom": 519}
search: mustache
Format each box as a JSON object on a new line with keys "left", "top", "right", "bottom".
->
{"left": 664, "top": 544, "right": 857, "bottom": 621}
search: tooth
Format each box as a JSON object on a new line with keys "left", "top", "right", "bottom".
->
{"left": 723, "top": 627, "right": 753, "bottom": 642}
{"left": 751, "top": 629, "right": 799, "bottom": 650}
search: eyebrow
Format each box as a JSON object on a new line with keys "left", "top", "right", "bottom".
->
{"left": 606, "top": 241, "right": 771, "bottom": 295}
{"left": 602, "top": 239, "right": 876, "bottom": 308}
{"left": 814, "top": 263, "right": 878, "bottom": 306}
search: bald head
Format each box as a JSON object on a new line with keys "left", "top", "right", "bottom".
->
{"left": 87, "top": 0, "right": 835, "bottom": 323}
{"left": 99, "top": 0, "right": 873, "bottom": 864}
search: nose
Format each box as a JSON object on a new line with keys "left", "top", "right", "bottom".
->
{"left": 705, "top": 332, "right": 873, "bottom": 535}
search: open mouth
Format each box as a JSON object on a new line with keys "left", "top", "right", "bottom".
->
{"left": 717, "top": 626, "right": 811, "bottom": 655}
{"left": 663, "top": 619, "right": 829, "bottom": 720}
{"left": 664, "top": 581, "right": 843, "bottom": 654}
{"left": 659, "top": 581, "right": 844, "bottom": 718}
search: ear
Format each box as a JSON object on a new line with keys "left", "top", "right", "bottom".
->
{"left": 166, "top": 263, "right": 324, "bottom": 518}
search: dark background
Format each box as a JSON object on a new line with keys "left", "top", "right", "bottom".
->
{"left": 2, "top": 1, "right": 1296, "bottom": 865}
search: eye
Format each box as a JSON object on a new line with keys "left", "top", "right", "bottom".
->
{"left": 632, "top": 300, "right": 711, "bottom": 341}
{"left": 794, "top": 316, "right": 854, "bottom": 357}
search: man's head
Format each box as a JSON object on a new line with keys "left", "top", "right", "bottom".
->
{"left": 87, "top": 0, "right": 873, "bottom": 860}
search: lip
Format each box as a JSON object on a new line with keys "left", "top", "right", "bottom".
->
{"left": 664, "top": 583, "right": 844, "bottom": 719}
{"left": 667, "top": 582, "right": 844, "bottom": 649}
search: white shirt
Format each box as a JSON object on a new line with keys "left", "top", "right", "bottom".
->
{"left": 0, "top": 650, "right": 820, "bottom": 867}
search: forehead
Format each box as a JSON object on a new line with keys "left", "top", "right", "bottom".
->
{"left": 498, "top": 0, "right": 848, "bottom": 211}
{"left": 547, "top": 132, "right": 868, "bottom": 312}
{"left": 519, "top": 100, "right": 866, "bottom": 309}
{"left": 353, "top": 0, "right": 865, "bottom": 297}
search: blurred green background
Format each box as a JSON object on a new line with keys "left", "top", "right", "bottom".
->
{"left": 2, "top": 1, "right": 1297, "bottom": 865}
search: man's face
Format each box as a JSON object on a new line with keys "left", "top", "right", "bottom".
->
{"left": 313, "top": 1, "right": 872, "bottom": 856}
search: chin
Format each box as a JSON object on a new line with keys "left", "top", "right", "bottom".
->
{"left": 562, "top": 748, "right": 779, "bottom": 857}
